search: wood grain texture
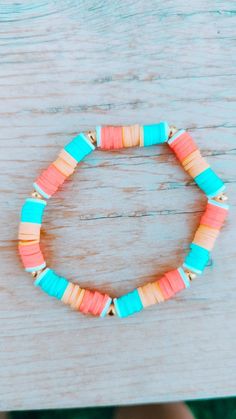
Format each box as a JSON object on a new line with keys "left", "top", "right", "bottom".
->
{"left": 0, "top": 0, "right": 235, "bottom": 411}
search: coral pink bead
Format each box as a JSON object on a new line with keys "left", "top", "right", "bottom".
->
{"left": 89, "top": 291, "right": 102, "bottom": 315}
{"left": 165, "top": 269, "right": 186, "bottom": 293}
{"left": 200, "top": 201, "right": 228, "bottom": 229}
{"left": 79, "top": 290, "right": 93, "bottom": 314}
{"left": 158, "top": 276, "right": 175, "bottom": 300}
{"left": 18, "top": 243, "right": 45, "bottom": 269}
{"left": 100, "top": 126, "right": 123, "bottom": 150}
{"left": 168, "top": 131, "right": 198, "bottom": 162}
{"left": 35, "top": 164, "right": 67, "bottom": 197}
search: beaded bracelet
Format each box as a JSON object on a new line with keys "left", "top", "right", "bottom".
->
{"left": 18, "top": 122, "right": 229, "bottom": 318}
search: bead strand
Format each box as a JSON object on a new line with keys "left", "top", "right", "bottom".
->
{"left": 18, "top": 122, "right": 229, "bottom": 318}
{"left": 183, "top": 199, "right": 229, "bottom": 274}
{"left": 33, "top": 133, "right": 95, "bottom": 199}
{"left": 34, "top": 268, "right": 112, "bottom": 317}
{"left": 96, "top": 121, "right": 169, "bottom": 150}
{"left": 18, "top": 198, "right": 47, "bottom": 272}
{"left": 167, "top": 129, "right": 225, "bottom": 198}
{"left": 113, "top": 268, "right": 190, "bottom": 318}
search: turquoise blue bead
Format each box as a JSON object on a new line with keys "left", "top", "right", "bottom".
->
{"left": 143, "top": 121, "right": 169, "bottom": 146}
{"left": 96, "top": 126, "right": 101, "bottom": 147}
{"left": 183, "top": 243, "right": 210, "bottom": 275}
{"left": 194, "top": 167, "right": 225, "bottom": 198}
{"left": 114, "top": 289, "right": 143, "bottom": 318}
{"left": 178, "top": 267, "right": 190, "bottom": 288}
{"left": 64, "top": 133, "right": 95, "bottom": 162}
{"left": 34, "top": 268, "right": 69, "bottom": 300}
{"left": 21, "top": 198, "right": 47, "bottom": 224}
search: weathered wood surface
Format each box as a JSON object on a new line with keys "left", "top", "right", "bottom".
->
{"left": 0, "top": 0, "right": 235, "bottom": 412}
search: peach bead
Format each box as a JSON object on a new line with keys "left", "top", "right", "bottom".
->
{"left": 74, "top": 289, "right": 85, "bottom": 310}
{"left": 182, "top": 150, "right": 201, "bottom": 166}
{"left": 69, "top": 285, "right": 82, "bottom": 309}
{"left": 122, "top": 125, "right": 140, "bottom": 148}
{"left": 187, "top": 158, "right": 210, "bottom": 178}
{"left": 18, "top": 222, "right": 41, "bottom": 241}
{"left": 143, "top": 283, "right": 157, "bottom": 305}
{"left": 193, "top": 225, "right": 219, "bottom": 251}
{"left": 183, "top": 151, "right": 210, "bottom": 178}
{"left": 61, "top": 282, "right": 74, "bottom": 304}
{"left": 137, "top": 286, "right": 149, "bottom": 307}
{"left": 59, "top": 149, "right": 77, "bottom": 168}
{"left": 52, "top": 157, "right": 75, "bottom": 177}
{"left": 152, "top": 282, "right": 165, "bottom": 302}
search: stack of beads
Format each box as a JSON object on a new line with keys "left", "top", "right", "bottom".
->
{"left": 18, "top": 198, "right": 46, "bottom": 272}
{"left": 96, "top": 121, "right": 169, "bottom": 149}
{"left": 113, "top": 268, "right": 190, "bottom": 318}
{"left": 183, "top": 199, "right": 229, "bottom": 274}
{"left": 167, "top": 130, "right": 225, "bottom": 198}
{"left": 35, "top": 268, "right": 112, "bottom": 317}
{"left": 33, "top": 133, "right": 95, "bottom": 198}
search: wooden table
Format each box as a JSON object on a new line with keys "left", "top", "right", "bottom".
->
{"left": 0, "top": 0, "right": 235, "bottom": 412}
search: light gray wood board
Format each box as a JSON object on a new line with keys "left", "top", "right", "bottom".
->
{"left": 0, "top": 0, "right": 235, "bottom": 412}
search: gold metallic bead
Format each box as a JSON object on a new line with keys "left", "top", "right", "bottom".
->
{"left": 30, "top": 267, "right": 46, "bottom": 278}
{"left": 168, "top": 125, "right": 178, "bottom": 139}
{"left": 86, "top": 130, "right": 97, "bottom": 147}
{"left": 185, "top": 270, "right": 197, "bottom": 281}
{"left": 213, "top": 193, "right": 228, "bottom": 202}
{"left": 107, "top": 303, "right": 116, "bottom": 316}
{"left": 31, "top": 190, "right": 43, "bottom": 199}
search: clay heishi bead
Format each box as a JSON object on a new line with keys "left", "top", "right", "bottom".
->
{"left": 18, "top": 222, "right": 41, "bottom": 242}
{"left": 79, "top": 289, "right": 112, "bottom": 317}
{"left": 200, "top": 199, "right": 229, "bottom": 229}
{"left": 114, "top": 289, "right": 143, "bottom": 318}
{"left": 34, "top": 268, "right": 69, "bottom": 299}
{"left": 33, "top": 164, "right": 67, "bottom": 199}
{"left": 194, "top": 167, "right": 225, "bottom": 198}
{"left": 167, "top": 130, "right": 198, "bottom": 162}
{"left": 142, "top": 121, "right": 169, "bottom": 146}
{"left": 99, "top": 126, "right": 123, "bottom": 150}
{"left": 20, "top": 198, "right": 47, "bottom": 224}
{"left": 192, "top": 225, "right": 219, "bottom": 251}
{"left": 183, "top": 243, "right": 210, "bottom": 275}
{"left": 64, "top": 132, "right": 95, "bottom": 162}
{"left": 18, "top": 242, "right": 46, "bottom": 272}
{"left": 122, "top": 124, "right": 140, "bottom": 148}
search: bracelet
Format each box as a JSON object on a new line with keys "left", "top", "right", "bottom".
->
{"left": 18, "top": 122, "right": 229, "bottom": 318}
